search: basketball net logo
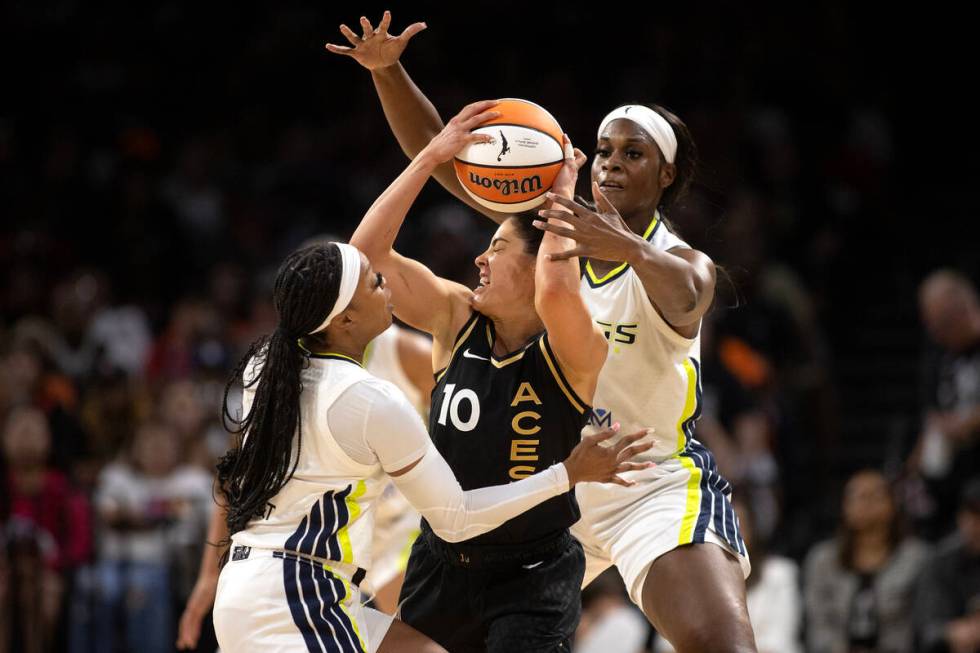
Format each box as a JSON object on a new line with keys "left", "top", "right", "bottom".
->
{"left": 497, "top": 130, "right": 510, "bottom": 162}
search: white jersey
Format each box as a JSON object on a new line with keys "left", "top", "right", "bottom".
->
{"left": 362, "top": 325, "right": 426, "bottom": 593}
{"left": 572, "top": 213, "right": 749, "bottom": 606}
{"left": 364, "top": 325, "right": 426, "bottom": 416}
{"left": 580, "top": 213, "right": 701, "bottom": 461}
{"left": 233, "top": 356, "right": 388, "bottom": 575}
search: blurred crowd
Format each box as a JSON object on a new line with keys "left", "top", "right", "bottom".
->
{"left": 2, "top": 2, "right": 978, "bottom": 652}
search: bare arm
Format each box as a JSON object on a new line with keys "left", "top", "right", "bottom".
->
{"left": 326, "top": 11, "right": 509, "bottom": 224}
{"left": 350, "top": 101, "right": 500, "bottom": 350}
{"left": 533, "top": 140, "right": 607, "bottom": 402}
{"left": 176, "top": 497, "right": 228, "bottom": 649}
{"left": 538, "top": 181, "right": 716, "bottom": 337}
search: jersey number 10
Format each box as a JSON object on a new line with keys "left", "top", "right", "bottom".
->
{"left": 437, "top": 383, "right": 481, "bottom": 431}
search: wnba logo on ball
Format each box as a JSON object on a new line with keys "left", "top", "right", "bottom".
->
{"left": 467, "top": 172, "right": 542, "bottom": 197}
{"left": 454, "top": 98, "right": 565, "bottom": 212}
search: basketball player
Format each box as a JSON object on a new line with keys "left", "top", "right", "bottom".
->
{"left": 211, "top": 241, "right": 650, "bottom": 653}
{"left": 328, "top": 12, "right": 757, "bottom": 652}
{"left": 347, "top": 96, "right": 630, "bottom": 651}
{"left": 175, "top": 323, "right": 431, "bottom": 650}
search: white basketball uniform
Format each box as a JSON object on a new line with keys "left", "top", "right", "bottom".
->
{"left": 362, "top": 326, "right": 424, "bottom": 595}
{"left": 572, "top": 213, "right": 751, "bottom": 606}
{"left": 214, "top": 356, "right": 395, "bottom": 653}
{"left": 213, "top": 352, "right": 572, "bottom": 653}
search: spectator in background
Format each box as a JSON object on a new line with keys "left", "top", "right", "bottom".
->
{"left": 915, "top": 477, "right": 980, "bottom": 653}
{"left": 2, "top": 405, "right": 91, "bottom": 653}
{"left": 804, "top": 469, "right": 929, "bottom": 653}
{"left": 86, "top": 420, "right": 211, "bottom": 653}
{"left": 912, "top": 270, "right": 980, "bottom": 538}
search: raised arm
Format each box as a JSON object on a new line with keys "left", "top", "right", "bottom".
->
{"left": 349, "top": 100, "right": 499, "bottom": 350}
{"left": 533, "top": 138, "right": 609, "bottom": 402}
{"left": 536, "top": 182, "right": 716, "bottom": 339}
{"left": 326, "top": 11, "right": 510, "bottom": 224}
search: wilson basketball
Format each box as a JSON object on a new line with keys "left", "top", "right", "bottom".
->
{"left": 454, "top": 98, "right": 564, "bottom": 213}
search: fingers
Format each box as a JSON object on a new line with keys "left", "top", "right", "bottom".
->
{"left": 359, "top": 15, "right": 375, "bottom": 39}
{"left": 401, "top": 21, "right": 427, "bottom": 40}
{"left": 467, "top": 132, "right": 493, "bottom": 145}
{"left": 544, "top": 191, "right": 591, "bottom": 217}
{"left": 536, "top": 208, "right": 584, "bottom": 226}
{"left": 616, "top": 461, "right": 656, "bottom": 473}
{"left": 378, "top": 10, "right": 392, "bottom": 34}
{"left": 461, "top": 108, "right": 502, "bottom": 130}
{"left": 582, "top": 423, "right": 620, "bottom": 446}
{"left": 546, "top": 247, "right": 587, "bottom": 262}
{"left": 339, "top": 24, "right": 360, "bottom": 46}
{"left": 563, "top": 133, "right": 574, "bottom": 160}
{"left": 454, "top": 99, "right": 501, "bottom": 124}
{"left": 573, "top": 147, "right": 587, "bottom": 167}
{"left": 612, "top": 429, "right": 654, "bottom": 454}
{"left": 616, "top": 442, "right": 655, "bottom": 462}
{"left": 592, "top": 180, "right": 616, "bottom": 213}
{"left": 324, "top": 43, "right": 354, "bottom": 55}
{"left": 531, "top": 220, "right": 576, "bottom": 239}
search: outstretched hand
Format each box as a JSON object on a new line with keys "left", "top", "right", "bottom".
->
{"left": 563, "top": 426, "right": 656, "bottom": 487}
{"left": 325, "top": 10, "right": 426, "bottom": 70}
{"left": 533, "top": 181, "right": 641, "bottom": 262}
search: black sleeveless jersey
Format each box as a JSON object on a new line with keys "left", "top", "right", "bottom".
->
{"left": 425, "top": 312, "right": 591, "bottom": 546}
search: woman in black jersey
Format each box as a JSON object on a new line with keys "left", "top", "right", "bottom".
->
{"left": 349, "top": 101, "right": 649, "bottom": 652}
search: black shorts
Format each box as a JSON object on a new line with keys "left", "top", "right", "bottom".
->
{"left": 398, "top": 529, "right": 585, "bottom": 653}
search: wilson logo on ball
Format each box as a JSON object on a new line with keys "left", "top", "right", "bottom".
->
{"left": 467, "top": 173, "right": 542, "bottom": 196}
{"left": 454, "top": 98, "right": 564, "bottom": 213}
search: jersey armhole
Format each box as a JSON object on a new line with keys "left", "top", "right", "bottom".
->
{"left": 434, "top": 311, "right": 481, "bottom": 382}
{"left": 538, "top": 335, "right": 591, "bottom": 415}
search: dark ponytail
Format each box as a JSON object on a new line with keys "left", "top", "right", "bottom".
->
{"left": 217, "top": 244, "right": 343, "bottom": 541}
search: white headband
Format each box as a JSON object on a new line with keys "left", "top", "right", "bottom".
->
{"left": 597, "top": 105, "right": 677, "bottom": 164}
{"left": 310, "top": 243, "right": 362, "bottom": 335}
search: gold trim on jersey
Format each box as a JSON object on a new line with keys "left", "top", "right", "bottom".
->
{"left": 675, "top": 359, "right": 702, "bottom": 544}
{"left": 583, "top": 214, "right": 661, "bottom": 287}
{"left": 435, "top": 313, "right": 481, "bottom": 382}
{"left": 485, "top": 323, "right": 534, "bottom": 368}
{"left": 537, "top": 337, "right": 587, "bottom": 414}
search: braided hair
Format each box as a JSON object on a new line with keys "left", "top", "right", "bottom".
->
{"left": 217, "top": 243, "right": 343, "bottom": 540}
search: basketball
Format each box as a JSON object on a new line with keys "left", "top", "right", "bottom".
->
{"left": 454, "top": 98, "right": 565, "bottom": 213}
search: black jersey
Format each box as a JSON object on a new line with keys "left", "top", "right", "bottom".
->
{"left": 425, "top": 312, "right": 590, "bottom": 546}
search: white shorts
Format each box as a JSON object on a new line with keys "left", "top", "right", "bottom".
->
{"left": 214, "top": 548, "right": 394, "bottom": 653}
{"left": 572, "top": 439, "right": 751, "bottom": 606}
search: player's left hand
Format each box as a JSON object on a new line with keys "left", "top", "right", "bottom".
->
{"left": 533, "top": 181, "right": 643, "bottom": 262}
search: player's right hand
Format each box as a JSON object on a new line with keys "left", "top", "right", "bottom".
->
{"left": 563, "top": 425, "right": 656, "bottom": 487}
{"left": 421, "top": 101, "right": 501, "bottom": 164}
{"left": 325, "top": 10, "right": 426, "bottom": 71}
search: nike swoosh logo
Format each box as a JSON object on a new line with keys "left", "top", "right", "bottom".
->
{"left": 522, "top": 561, "right": 544, "bottom": 570}
{"left": 462, "top": 349, "right": 489, "bottom": 361}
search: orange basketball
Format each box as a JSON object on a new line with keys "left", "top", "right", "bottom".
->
{"left": 453, "top": 99, "right": 564, "bottom": 213}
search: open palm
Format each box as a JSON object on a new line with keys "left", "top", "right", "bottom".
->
{"left": 325, "top": 11, "right": 426, "bottom": 71}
